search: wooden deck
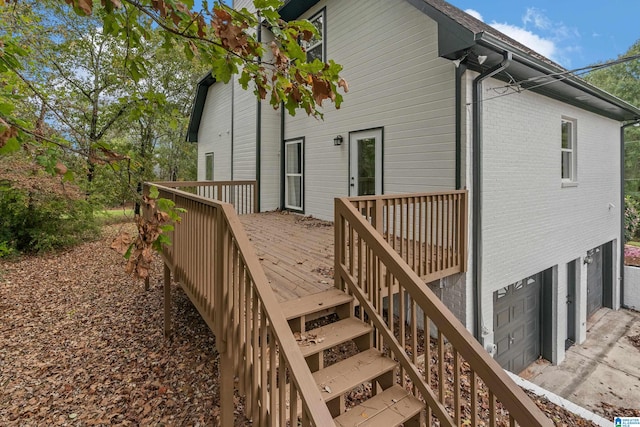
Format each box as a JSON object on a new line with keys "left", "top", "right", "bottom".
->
{"left": 239, "top": 211, "right": 335, "bottom": 302}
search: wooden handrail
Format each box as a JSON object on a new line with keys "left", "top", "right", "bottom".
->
{"left": 147, "top": 183, "right": 334, "bottom": 426}
{"left": 153, "top": 180, "right": 258, "bottom": 215}
{"left": 335, "top": 196, "right": 552, "bottom": 426}
{"left": 347, "top": 190, "right": 468, "bottom": 280}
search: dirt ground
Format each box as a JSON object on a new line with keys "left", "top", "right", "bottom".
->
{"left": 0, "top": 224, "right": 619, "bottom": 426}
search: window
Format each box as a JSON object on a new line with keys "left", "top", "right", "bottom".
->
{"left": 302, "top": 9, "right": 325, "bottom": 63}
{"left": 284, "top": 139, "right": 303, "bottom": 211}
{"left": 205, "top": 152, "right": 214, "bottom": 181}
{"left": 561, "top": 118, "right": 577, "bottom": 183}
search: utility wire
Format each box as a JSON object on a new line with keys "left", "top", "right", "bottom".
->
{"left": 467, "top": 53, "right": 640, "bottom": 105}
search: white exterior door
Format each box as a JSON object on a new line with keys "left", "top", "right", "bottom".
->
{"left": 349, "top": 129, "right": 382, "bottom": 196}
{"left": 284, "top": 139, "right": 303, "bottom": 211}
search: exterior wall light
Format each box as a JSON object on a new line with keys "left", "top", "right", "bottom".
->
{"left": 334, "top": 135, "right": 343, "bottom": 146}
{"left": 584, "top": 250, "right": 594, "bottom": 265}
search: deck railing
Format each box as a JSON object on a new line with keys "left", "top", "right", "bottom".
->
{"left": 154, "top": 180, "right": 258, "bottom": 215}
{"left": 149, "top": 183, "right": 334, "bottom": 427}
{"left": 348, "top": 191, "right": 468, "bottom": 280}
{"left": 335, "top": 196, "right": 552, "bottom": 427}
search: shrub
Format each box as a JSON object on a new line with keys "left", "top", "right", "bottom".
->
{"left": 0, "top": 155, "right": 100, "bottom": 256}
{"left": 625, "top": 195, "right": 640, "bottom": 242}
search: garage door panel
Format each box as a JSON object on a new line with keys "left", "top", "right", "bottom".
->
{"left": 495, "top": 335, "right": 510, "bottom": 355}
{"left": 512, "top": 300, "right": 526, "bottom": 318}
{"left": 525, "top": 293, "right": 538, "bottom": 312}
{"left": 511, "top": 324, "right": 525, "bottom": 343}
{"left": 495, "top": 307, "right": 511, "bottom": 329}
{"left": 494, "top": 273, "right": 542, "bottom": 374}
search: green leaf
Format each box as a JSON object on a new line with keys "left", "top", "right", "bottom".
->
{"left": 156, "top": 198, "right": 176, "bottom": 211}
{"left": 238, "top": 70, "right": 251, "bottom": 89}
{"left": 148, "top": 186, "right": 159, "bottom": 199}
{"left": 183, "top": 42, "right": 195, "bottom": 60}
{"left": 153, "top": 233, "right": 172, "bottom": 250}
{"left": 124, "top": 243, "right": 134, "bottom": 260}
{"left": 211, "top": 57, "right": 234, "bottom": 83}
{"left": 253, "top": 0, "right": 283, "bottom": 9}
{"left": 0, "top": 138, "right": 20, "bottom": 154}
{"left": 0, "top": 102, "right": 15, "bottom": 115}
{"left": 260, "top": 7, "right": 280, "bottom": 22}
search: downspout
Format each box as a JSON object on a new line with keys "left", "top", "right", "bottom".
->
{"left": 255, "top": 22, "right": 262, "bottom": 212}
{"left": 620, "top": 120, "right": 640, "bottom": 307}
{"left": 231, "top": 76, "right": 235, "bottom": 180}
{"left": 472, "top": 51, "right": 512, "bottom": 342}
{"left": 280, "top": 104, "right": 285, "bottom": 209}
{"left": 455, "top": 63, "right": 467, "bottom": 190}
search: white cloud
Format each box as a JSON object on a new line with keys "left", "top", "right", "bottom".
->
{"left": 522, "top": 7, "right": 551, "bottom": 30}
{"left": 490, "top": 22, "right": 557, "bottom": 61}
{"left": 462, "top": 7, "right": 578, "bottom": 66}
{"left": 464, "top": 8, "right": 483, "bottom": 22}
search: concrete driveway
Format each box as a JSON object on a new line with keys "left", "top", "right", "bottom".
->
{"left": 525, "top": 308, "right": 640, "bottom": 415}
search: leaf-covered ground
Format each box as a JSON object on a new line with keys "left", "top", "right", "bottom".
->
{"left": 0, "top": 225, "right": 616, "bottom": 426}
{"left": 0, "top": 225, "right": 236, "bottom": 426}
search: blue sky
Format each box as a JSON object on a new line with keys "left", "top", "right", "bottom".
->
{"left": 447, "top": 1, "right": 640, "bottom": 69}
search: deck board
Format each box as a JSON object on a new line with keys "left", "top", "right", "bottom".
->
{"left": 239, "top": 212, "right": 335, "bottom": 302}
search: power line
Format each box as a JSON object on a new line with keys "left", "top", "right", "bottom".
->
{"left": 468, "top": 53, "right": 640, "bottom": 105}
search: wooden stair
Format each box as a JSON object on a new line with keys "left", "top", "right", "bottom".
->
{"left": 279, "top": 289, "right": 424, "bottom": 426}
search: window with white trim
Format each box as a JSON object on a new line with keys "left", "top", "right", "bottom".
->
{"left": 284, "top": 139, "right": 303, "bottom": 211}
{"left": 561, "top": 118, "right": 577, "bottom": 183}
{"left": 205, "top": 152, "right": 214, "bottom": 181}
{"left": 302, "top": 10, "right": 325, "bottom": 63}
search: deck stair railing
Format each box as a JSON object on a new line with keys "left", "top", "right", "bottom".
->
{"left": 149, "top": 181, "right": 550, "bottom": 426}
{"left": 335, "top": 194, "right": 552, "bottom": 426}
{"left": 147, "top": 182, "right": 335, "bottom": 426}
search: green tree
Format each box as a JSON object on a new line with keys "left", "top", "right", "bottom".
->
{"left": 586, "top": 40, "right": 640, "bottom": 197}
{"left": 1, "top": 0, "right": 348, "bottom": 154}
{"left": 0, "top": 0, "right": 348, "bottom": 277}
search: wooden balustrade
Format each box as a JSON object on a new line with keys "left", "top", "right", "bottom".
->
{"left": 334, "top": 197, "right": 552, "bottom": 427}
{"left": 149, "top": 181, "right": 550, "bottom": 426}
{"left": 348, "top": 191, "right": 468, "bottom": 279}
{"left": 148, "top": 183, "right": 334, "bottom": 427}
{"left": 154, "top": 180, "right": 258, "bottom": 215}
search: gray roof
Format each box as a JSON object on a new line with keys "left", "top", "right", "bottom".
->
{"left": 409, "top": 0, "right": 640, "bottom": 121}
{"left": 187, "top": 0, "right": 640, "bottom": 141}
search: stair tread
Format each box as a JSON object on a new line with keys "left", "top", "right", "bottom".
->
{"left": 281, "top": 288, "right": 353, "bottom": 320}
{"left": 299, "top": 318, "right": 372, "bottom": 357}
{"left": 334, "top": 385, "right": 423, "bottom": 427}
{"left": 313, "top": 349, "right": 397, "bottom": 402}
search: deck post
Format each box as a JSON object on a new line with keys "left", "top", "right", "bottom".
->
{"left": 334, "top": 200, "right": 343, "bottom": 291}
{"left": 253, "top": 181, "right": 259, "bottom": 213}
{"left": 219, "top": 349, "right": 235, "bottom": 426}
{"left": 163, "top": 263, "right": 172, "bottom": 338}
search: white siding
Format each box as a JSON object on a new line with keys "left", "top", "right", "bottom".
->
{"left": 232, "top": 77, "right": 257, "bottom": 180}
{"left": 197, "top": 82, "right": 232, "bottom": 181}
{"left": 283, "top": 0, "right": 457, "bottom": 220}
{"left": 475, "top": 75, "right": 621, "bottom": 360}
{"left": 260, "top": 30, "right": 282, "bottom": 211}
